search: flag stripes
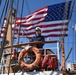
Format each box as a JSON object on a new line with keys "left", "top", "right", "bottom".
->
{"left": 0, "top": 1, "right": 71, "bottom": 38}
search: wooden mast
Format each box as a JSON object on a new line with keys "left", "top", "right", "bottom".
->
{"left": 5, "top": 8, "right": 14, "bottom": 73}
{"left": 62, "top": 38, "right": 66, "bottom": 75}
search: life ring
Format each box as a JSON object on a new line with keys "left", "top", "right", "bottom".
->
{"left": 18, "top": 46, "right": 41, "bottom": 70}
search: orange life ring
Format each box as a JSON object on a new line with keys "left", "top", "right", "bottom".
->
{"left": 18, "top": 46, "right": 41, "bottom": 70}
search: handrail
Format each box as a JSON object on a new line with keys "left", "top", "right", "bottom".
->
{"left": 4, "top": 40, "right": 60, "bottom": 49}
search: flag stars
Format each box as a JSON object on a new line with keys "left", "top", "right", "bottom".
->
{"left": 33, "top": 3, "right": 69, "bottom": 22}
{"left": 0, "top": 1, "right": 71, "bottom": 38}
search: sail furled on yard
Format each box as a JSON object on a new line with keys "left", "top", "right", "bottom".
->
{"left": 0, "top": 1, "right": 71, "bottom": 38}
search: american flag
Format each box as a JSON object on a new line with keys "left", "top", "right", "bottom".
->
{"left": 0, "top": 1, "right": 71, "bottom": 38}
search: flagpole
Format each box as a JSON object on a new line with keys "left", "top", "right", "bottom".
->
{"left": 62, "top": 38, "right": 66, "bottom": 75}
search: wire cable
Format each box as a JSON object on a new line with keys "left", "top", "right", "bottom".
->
{"left": 11, "top": 0, "right": 19, "bottom": 74}
{"left": 26, "top": 0, "right": 31, "bottom": 14}
{"left": 17, "top": 0, "right": 24, "bottom": 46}
{"left": 0, "top": 0, "right": 10, "bottom": 62}
{"left": 0, "top": 0, "right": 7, "bottom": 23}
{"left": 0, "top": 0, "right": 15, "bottom": 74}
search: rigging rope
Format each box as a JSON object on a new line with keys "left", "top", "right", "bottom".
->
{"left": 59, "top": 0, "right": 71, "bottom": 47}
{"left": 62, "top": 0, "right": 70, "bottom": 39}
{"left": 1, "top": 0, "right": 9, "bottom": 26}
{"left": 68, "top": 0, "right": 76, "bottom": 63}
{"left": 0, "top": 0, "right": 9, "bottom": 40}
{"left": 24, "top": 0, "right": 31, "bottom": 42}
{"left": 72, "top": 26, "right": 75, "bottom": 63}
{"left": 0, "top": 0, "right": 14, "bottom": 74}
{"left": 75, "top": 31, "right": 76, "bottom": 62}
{"left": 12, "top": 0, "right": 19, "bottom": 50}
{"left": 11, "top": 0, "right": 19, "bottom": 75}
{"left": 67, "top": 1, "right": 76, "bottom": 57}
{"left": 26, "top": 0, "right": 31, "bottom": 14}
{"left": 72, "top": 24, "right": 76, "bottom": 63}
{"left": 0, "top": 0, "right": 7, "bottom": 23}
{"left": 0, "top": 0, "right": 10, "bottom": 62}
{"left": 73, "top": 0, "right": 76, "bottom": 63}
{"left": 0, "top": 0, "right": 10, "bottom": 74}
{"left": 12, "top": 0, "right": 31, "bottom": 73}
{"left": 0, "top": 0, "right": 2, "bottom": 5}
{"left": 59, "top": 0, "right": 72, "bottom": 73}
{"left": 17, "top": 0, "right": 24, "bottom": 46}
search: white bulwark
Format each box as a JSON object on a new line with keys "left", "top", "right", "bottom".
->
{"left": 0, "top": 71, "right": 62, "bottom": 75}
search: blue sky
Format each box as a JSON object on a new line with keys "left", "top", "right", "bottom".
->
{"left": 0, "top": 0, "right": 76, "bottom": 69}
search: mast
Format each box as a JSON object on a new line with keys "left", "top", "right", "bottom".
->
{"left": 5, "top": 8, "right": 13, "bottom": 73}
{"left": 62, "top": 38, "right": 66, "bottom": 75}
{"left": 0, "top": 0, "right": 14, "bottom": 62}
{"left": 0, "top": 7, "right": 16, "bottom": 73}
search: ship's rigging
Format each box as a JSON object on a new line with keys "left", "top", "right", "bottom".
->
{"left": 0, "top": 0, "right": 76, "bottom": 75}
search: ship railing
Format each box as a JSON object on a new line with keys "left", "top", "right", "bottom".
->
{"left": 0, "top": 40, "right": 60, "bottom": 73}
